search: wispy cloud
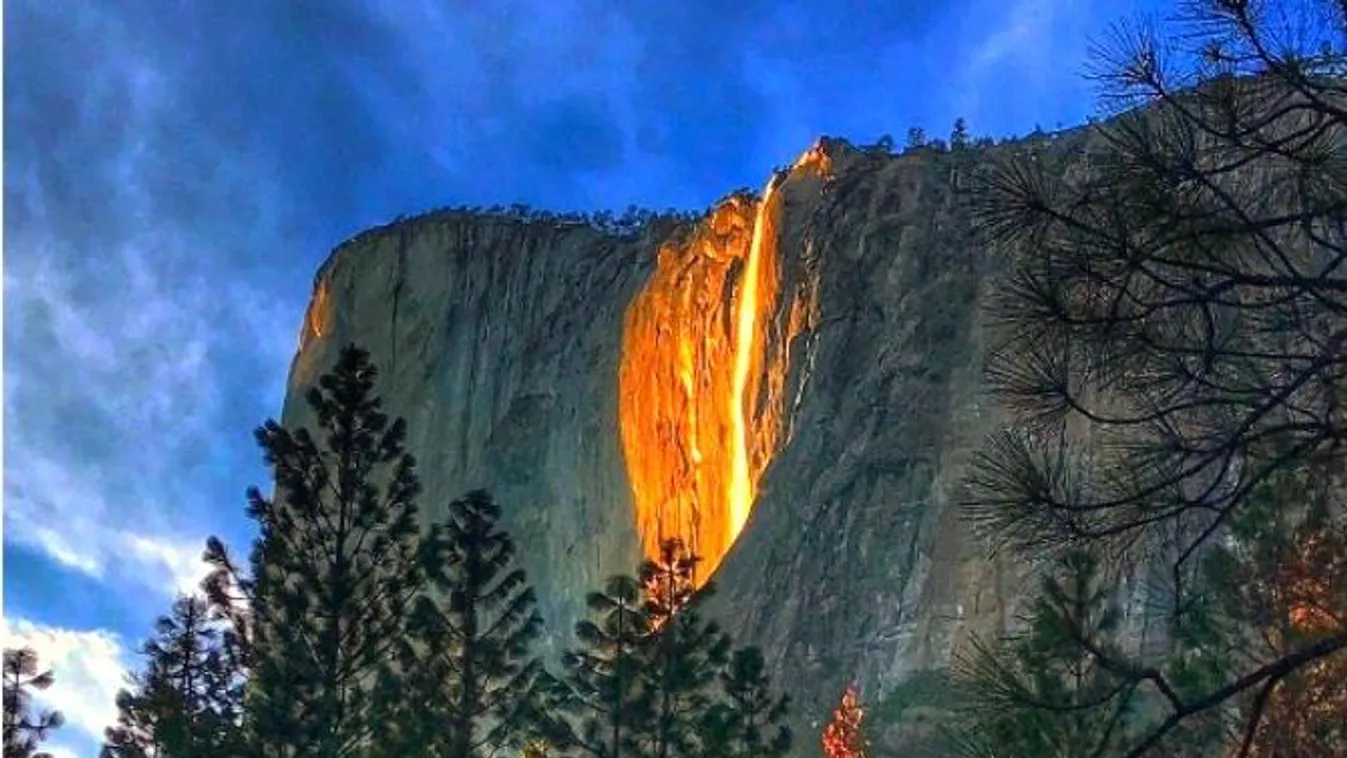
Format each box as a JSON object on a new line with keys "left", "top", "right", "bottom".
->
{"left": 1, "top": 617, "right": 134, "bottom": 756}
{"left": 5, "top": 1, "right": 297, "bottom": 612}
{"left": 2, "top": 216, "right": 280, "bottom": 601}
{"left": 952, "top": 0, "right": 1106, "bottom": 135}
{"left": 5, "top": 0, "right": 1163, "bottom": 693}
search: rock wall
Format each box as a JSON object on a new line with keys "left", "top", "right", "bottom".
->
{"left": 281, "top": 133, "right": 1092, "bottom": 751}
{"left": 284, "top": 214, "right": 654, "bottom": 657}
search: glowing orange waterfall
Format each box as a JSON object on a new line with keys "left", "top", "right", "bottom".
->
{"left": 618, "top": 151, "right": 820, "bottom": 585}
{"left": 728, "top": 176, "right": 783, "bottom": 543}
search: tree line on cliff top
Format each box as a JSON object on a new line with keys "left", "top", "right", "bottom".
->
{"left": 9, "top": 1, "right": 1346, "bottom": 756}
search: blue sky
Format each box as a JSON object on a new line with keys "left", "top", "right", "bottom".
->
{"left": 4, "top": 0, "right": 1166, "bottom": 754}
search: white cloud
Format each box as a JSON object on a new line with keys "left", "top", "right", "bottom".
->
{"left": 2, "top": 420, "right": 215, "bottom": 599}
{"left": 5, "top": 2, "right": 303, "bottom": 612}
{"left": 0, "top": 617, "right": 134, "bottom": 749}
{"left": 124, "top": 533, "right": 215, "bottom": 598}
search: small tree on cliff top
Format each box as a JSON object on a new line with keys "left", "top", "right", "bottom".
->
{"left": 821, "top": 685, "right": 866, "bottom": 758}
{"left": 202, "top": 344, "right": 441, "bottom": 758}
{"left": 962, "top": 0, "right": 1347, "bottom": 754}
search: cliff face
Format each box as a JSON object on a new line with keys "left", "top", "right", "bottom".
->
{"left": 282, "top": 134, "right": 1085, "bottom": 747}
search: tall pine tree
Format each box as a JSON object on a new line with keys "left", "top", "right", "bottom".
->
{"left": 202, "top": 344, "right": 442, "bottom": 758}
{"left": 2, "top": 648, "right": 63, "bottom": 758}
{"left": 394, "top": 489, "right": 548, "bottom": 758}
{"left": 959, "top": 0, "right": 1347, "bottom": 751}
{"left": 946, "top": 552, "right": 1139, "bottom": 758}
{"left": 700, "top": 647, "right": 792, "bottom": 758}
{"left": 557, "top": 575, "right": 651, "bottom": 758}
{"left": 100, "top": 594, "right": 245, "bottom": 758}
{"left": 635, "top": 539, "right": 730, "bottom": 758}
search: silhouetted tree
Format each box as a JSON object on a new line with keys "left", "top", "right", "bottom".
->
{"left": 700, "top": 647, "right": 793, "bottom": 758}
{"left": 201, "top": 344, "right": 443, "bottom": 758}
{"left": 556, "top": 576, "right": 651, "bottom": 758}
{"left": 101, "top": 595, "right": 245, "bottom": 758}
{"left": 947, "top": 552, "right": 1141, "bottom": 758}
{"left": 962, "top": 0, "right": 1347, "bottom": 754}
{"left": 394, "top": 489, "right": 548, "bottom": 758}
{"left": 634, "top": 539, "right": 730, "bottom": 758}
{"left": 638, "top": 539, "right": 698, "bottom": 633}
{"left": 904, "top": 128, "right": 926, "bottom": 151}
{"left": 950, "top": 118, "right": 969, "bottom": 150}
{"left": 820, "top": 685, "right": 866, "bottom": 758}
{"left": 2, "top": 648, "right": 63, "bottom": 758}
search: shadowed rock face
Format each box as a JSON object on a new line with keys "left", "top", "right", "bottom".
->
{"left": 281, "top": 132, "right": 1098, "bottom": 749}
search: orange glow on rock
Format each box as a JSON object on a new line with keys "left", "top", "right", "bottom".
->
{"left": 619, "top": 153, "right": 822, "bottom": 585}
{"left": 300, "top": 277, "right": 332, "bottom": 348}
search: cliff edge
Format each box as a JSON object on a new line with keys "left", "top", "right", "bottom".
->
{"left": 281, "top": 131, "right": 1098, "bottom": 751}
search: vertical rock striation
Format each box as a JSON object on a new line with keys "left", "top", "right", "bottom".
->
{"left": 285, "top": 215, "right": 658, "bottom": 657}
{"left": 282, "top": 132, "right": 1095, "bottom": 750}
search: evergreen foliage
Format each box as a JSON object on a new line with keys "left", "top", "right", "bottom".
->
{"left": 2, "top": 648, "right": 64, "bottom": 758}
{"left": 201, "top": 343, "right": 441, "bottom": 758}
{"left": 960, "top": 0, "right": 1347, "bottom": 754}
{"left": 556, "top": 575, "right": 651, "bottom": 758}
{"left": 101, "top": 595, "right": 246, "bottom": 758}
{"left": 393, "top": 488, "right": 549, "bottom": 758}
{"left": 700, "top": 647, "right": 792, "bottom": 758}
{"left": 947, "top": 552, "right": 1140, "bottom": 758}
{"left": 904, "top": 128, "right": 926, "bottom": 151}
{"left": 950, "top": 118, "right": 969, "bottom": 150}
{"left": 343, "top": 204, "right": 701, "bottom": 254}
{"left": 634, "top": 539, "right": 731, "bottom": 758}
{"left": 552, "top": 542, "right": 791, "bottom": 758}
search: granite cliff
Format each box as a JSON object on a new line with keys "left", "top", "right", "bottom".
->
{"left": 281, "top": 131, "right": 1097, "bottom": 751}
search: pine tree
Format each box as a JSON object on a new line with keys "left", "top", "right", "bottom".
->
{"left": 950, "top": 118, "right": 968, "bottom": 150}
{"left": 638, "top": 539, "right": 697, "bottom": 633}
{"left": 201, "top": 343, "right": 442, "bottom": 758}
{"left": 101, "top": 594, "right": 246, "bottom": 758}
{"left": 2, "top": 648, "right": 64, "bottom": 758}
{"left": 820, "top": 685, "right": 866, "bottom": 758}
{"left": 960, "top": 0, "right": 1347, "bottom": 752}
{"left": 1194, "top": 462, "right": 1347, "bottom": 757}
{"left": 946, "top": 552, "right": 1139, "bottom": 758}
{"left": 700, "top": 647, "right": 792, "bottom": 758}
{"left": 904, "top": 127, "right": 925, "bottom": 151}
{"left": 556, "top": 575, "right": 651, "bottom": 758}
{"left": 634, "top": 539, "right": 730, "bottom": 758}
{"left": 397, "top": 489, "right": 548, "bottom": 758}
